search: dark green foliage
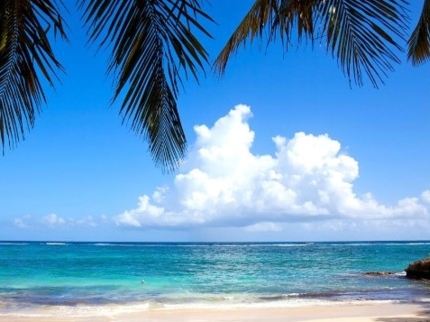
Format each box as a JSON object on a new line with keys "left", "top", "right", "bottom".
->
{"left": 78, "top": 0, "right": 213, "bottom": 171}
{"left": 214, "top": 0, "right": 409, "bottom": 88}
{"left": 0, "top": 0, "right": 429, "bottom": 172}
{"left": 0, "top": 0, "right": 67, "bottom": 150}
{"left": 408, "top": 0, "right": 430, "bottom": 65}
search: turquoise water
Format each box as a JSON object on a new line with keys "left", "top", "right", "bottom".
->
{"left": 1, "top": 241, "right": 430, "bottom": 311}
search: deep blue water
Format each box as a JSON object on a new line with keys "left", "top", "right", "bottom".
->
{"left": 1, "top": 241, "right": 430, "bottom": 310}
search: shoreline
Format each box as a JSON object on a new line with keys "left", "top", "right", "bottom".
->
{"left": 1, "top": 300, "right": 429, "bottom": 322}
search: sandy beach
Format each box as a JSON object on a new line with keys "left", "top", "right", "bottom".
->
{"left": 2, "top": 242, "right": 430, "bottom": 322}
{"left": 0, "top": 301, "right": 429, "bottom": 322}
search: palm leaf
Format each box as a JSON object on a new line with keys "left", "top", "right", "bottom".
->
{"left": 408, "top": 0, "right": 430, "bottom": 65}
{"left": 0, "top": 0, "right": 67, "bottom": 151}
{"left": 79, "top": 0, "right": 213, "bottom": 172}
{"left": 214, "top": 0, "right": 408, "bottom": 88}
{"left": 318, "top": 0, "right": 408, "bottom": 87}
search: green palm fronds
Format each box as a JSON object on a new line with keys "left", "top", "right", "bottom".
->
{"left": 0, "top": 0, "right": 67, "bottom": 150}
{"left": 214, "top": 0, "right": 409, "bottom": 88}
{"left": 78, "top": 0, "right": 213, "bottom": 171}
{"left": 408, "top": 0, "right": 430, "bottom": 65}
{"left": 0, "top": 0, "right": 429, "bottom": 172}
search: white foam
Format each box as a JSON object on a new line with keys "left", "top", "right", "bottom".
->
{"left": 248, "top": 243, "right": 308, "bottom": 247}
{"left": 0, "top": 298, "right": 409, "bottom": 318}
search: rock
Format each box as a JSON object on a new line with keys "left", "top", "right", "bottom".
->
{"left": 405, "top": 257, "right": 430, "bottom": 279}
{"left": 362, "top": 271, "right": 396, "bottom": 276}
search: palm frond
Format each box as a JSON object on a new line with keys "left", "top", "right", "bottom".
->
{"left": 408, "top": 0, "right": 430, "bottom": 65}
{"left": 214, "top": 0, "right": 315, "bottom": 75}
{"left": 79, "top": 0, "right": 213, "bottom": 172}
{"left": 0, "top": 0, "right": 67, "bottom": 151}
{"left": 214, "top": 0, "right": 408, "bottom": 88}
{"left": 318, "top": 0, "right": 408, "bottom": 87}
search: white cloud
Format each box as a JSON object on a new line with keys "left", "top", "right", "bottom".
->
{"left": 244, "top": 222, "right": 283, "bottom": 232}
{"left": 14, "top": 215, "right": 32, "bottom": 229}
{"left": 13, "top": 214, "right": 105, "bottom": 229}
{"left": 76, "top": 215, "right": 98, "bottom": 227}
{"left": 421, "top": 190, "right": 430, "bottom": 204}
{"left": 40, "top": 213, "right": 66, "bottom": 227}
{"left": 115, "top": 104, "right": 430, "bottom": 231}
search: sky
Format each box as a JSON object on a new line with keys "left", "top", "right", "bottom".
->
{"left": 1, "top": 1, "right": 430, "bottom": 242}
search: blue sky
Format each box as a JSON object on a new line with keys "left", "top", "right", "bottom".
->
{"left": 1, "top": 1, "right": 430, "bottom": 242}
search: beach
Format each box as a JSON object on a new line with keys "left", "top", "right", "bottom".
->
{"left": 0, "top": 301, "right": 429, "bottom": 321}
{"left": 2, "top": 242, "right": 430, "bottom": 321}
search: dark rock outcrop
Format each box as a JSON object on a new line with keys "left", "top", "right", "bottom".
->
{"left": 362, "top": 271, "right": 396, "bottom": 276}
{"left": 406, "top": 257, "right": 430, "bottom": 279}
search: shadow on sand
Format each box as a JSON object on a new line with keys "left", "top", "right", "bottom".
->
{"left": 375, "top": 302, "right": 430, "bottom": 322}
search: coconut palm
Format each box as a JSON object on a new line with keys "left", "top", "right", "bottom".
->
{"left": 78, "top": 0, "right": 213, "bottom": 171}
{"left": 0, "top": 0, "right": 212, "bottom": 172}
{"left": 215, "top": 0, "right": 411, "bottom": 87}
{"left": 408, "top": 0, "right": 430, "bottom": 65}
{"left": 1, "top": 0, "right": 429, "bottom": 172}
{"left": 0, "top": 0, "right": 67, "bottom": 152}
{"left": 215, "top": 0, "right": 430, "bottom": 79}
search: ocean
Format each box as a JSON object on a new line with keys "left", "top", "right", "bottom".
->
{"left": 1, "top": 241, "right": 430, "bottom": 314}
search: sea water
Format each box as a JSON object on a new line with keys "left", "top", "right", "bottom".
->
{"left": 1, "top": 241, "right": 430, "bottom": 313}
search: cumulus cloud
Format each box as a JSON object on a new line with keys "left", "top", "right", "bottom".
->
{"left": 115, "top": 105, "right": 430, "bottom": 231}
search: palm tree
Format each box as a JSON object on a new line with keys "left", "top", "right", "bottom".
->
{"left": 0, "top": 0, "right": 67, "bottom": 153}
{"left": 1, "top": 0, "right": 429, "bottom": 172}
{"left": 408, "top": 0, "right": 430, "bottom": 65}
{"left": 0, "top": 0, "right": 213, "bottom": 172}
{"left": 214, "top": 0, "right": 414, "bottom": 86}
{"left": 78, "top": 0, "right": 213, "bottom": 171}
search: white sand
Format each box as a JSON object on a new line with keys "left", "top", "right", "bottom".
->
{"left": 0, "top": 301, "right": 428, "bottom": 322}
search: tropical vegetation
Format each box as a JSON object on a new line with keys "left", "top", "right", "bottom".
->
{"left": 1, "top": 0, "right": 429, "bottom": 171}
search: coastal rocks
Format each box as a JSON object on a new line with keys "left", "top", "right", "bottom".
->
{"left": 405, "top": 258, "right": 430, "bottom": 279}
{"left": 362, "top": 271, "right": 396, "bottom": 276}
